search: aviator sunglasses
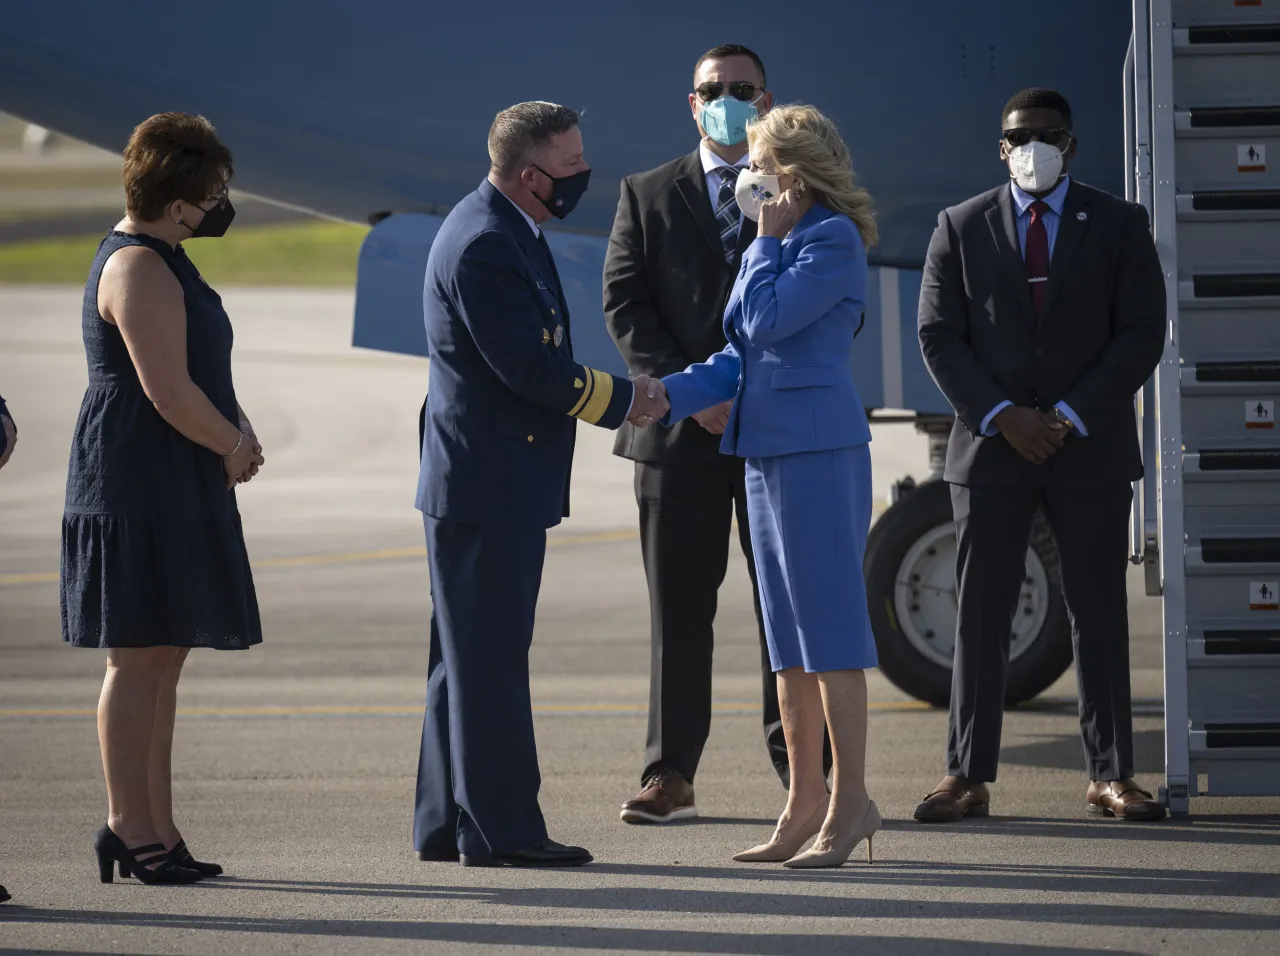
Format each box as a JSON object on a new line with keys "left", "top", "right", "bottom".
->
{"left": 1002, "top": 126, "right": 1073, "bottom": 150}
{"left": 695, "top": 81, "right": 762, "bottom": 102}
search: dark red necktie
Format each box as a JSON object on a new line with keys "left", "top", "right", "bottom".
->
{"left": 1025, "top": 200, "right": 1050, "bottom": 318}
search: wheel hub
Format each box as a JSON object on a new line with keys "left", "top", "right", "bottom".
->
{"left": 892, "top": 523, "right": 1050, "bottom": 670}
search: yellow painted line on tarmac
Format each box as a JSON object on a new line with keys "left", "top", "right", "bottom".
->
{"left": 0, "top": 528, "right": 640, "bottom": 587}
{"left": 0, "top": 699, "right": 931, "bottom": 720}
{"left": 0, "top": 502, "right": 887, "bottom": 587}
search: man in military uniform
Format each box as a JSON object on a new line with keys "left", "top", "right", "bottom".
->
{"left": 413, "top": 101, "right": 669, "bottom": 867}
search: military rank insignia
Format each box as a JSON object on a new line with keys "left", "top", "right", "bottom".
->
{"left": 553, "top": 325, "right": 563, "bottom": 347}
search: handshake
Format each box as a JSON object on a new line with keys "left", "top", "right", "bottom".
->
{"left": 627, "top": 374, "right": 670, "bottom": 428}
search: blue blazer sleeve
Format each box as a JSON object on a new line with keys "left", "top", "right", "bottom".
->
{"left": 738, "top": 217, "right": 864, "bottom": 347}
{"left": 450, "top": 231, "right": 632, "bottom": 429}
{"left": 659, "top": 341, "right": 742, "bottom": 425}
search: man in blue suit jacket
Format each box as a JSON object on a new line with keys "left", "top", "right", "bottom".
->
{"left": 414, "top": 102, "right": 669, "bottom": 867}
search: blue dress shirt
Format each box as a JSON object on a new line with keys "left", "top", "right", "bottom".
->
{"left": 980, "top": 176, "right": 1088, "bottom": 437}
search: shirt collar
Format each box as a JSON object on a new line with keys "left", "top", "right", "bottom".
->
{"left": 1011, "top": 175, "right": 1071, "bottom": 217}
{"left": 495, "top": 184, "right": 540, "bottom": 236}
{"left": 699, "top": 142, "right": 746, "bottom": 176}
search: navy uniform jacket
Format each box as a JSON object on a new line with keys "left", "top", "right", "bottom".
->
{"left": 415, "top": 180, "right": 633, "bottom": 529}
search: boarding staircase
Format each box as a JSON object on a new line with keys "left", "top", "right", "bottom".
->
{"left": 1128, "top": 0, "right": 1280, "bottom": 814}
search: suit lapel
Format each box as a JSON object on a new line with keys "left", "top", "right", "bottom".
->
{"left": 1040, "top": 182, "right": 1091, "bottom": 320}
{"left": 674, "top": 151, "right": 728, "bottom": 262}
{"left": 985, "top": 186, "right": 1036, "bottom": 323}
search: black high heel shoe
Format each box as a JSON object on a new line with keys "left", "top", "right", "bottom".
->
{"left": 118, "top": 839, "right": 223, "bottom": 878}
{"left": 94, "top": 825, "right": 203, "bottom": 884}
{"left": 0, "top": 884, "right": 11, "bottom": 903}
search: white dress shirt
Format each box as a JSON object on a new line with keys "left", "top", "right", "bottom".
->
{"left": 699, "top": 142, "right": 745, "bottom": 206}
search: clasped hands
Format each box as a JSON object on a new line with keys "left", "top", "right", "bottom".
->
{"left": 222, "top": 421, "right": 265, "bottom": 489}
{"left": 627, "top": 374, "right": 670, "bottom": 427}
{"left": 994, "top": 406, "right": 1070, "bottom": 465}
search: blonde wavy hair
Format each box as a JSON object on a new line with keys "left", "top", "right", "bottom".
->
{"left": 747, "top": 104, "right": 878, "bottom": 248}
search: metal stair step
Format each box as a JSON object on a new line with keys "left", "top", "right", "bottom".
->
{"left": 1198, "top": 722, "right": 1280, "bottom": 749}
{"left": 1201, "top": 627, "right": 1280, "bottom": 655}
{"left": 1188, "top": 450, "right": 1280, "bottom": 471}
{"left": 1174, "top": 0, "right": 1278, "bottom": 27}
{"left": 1184, "top": 106, "right": 1280, "bottom": 129}
{"left": 1184, "top": 25, "right": 1280, "bottom": 45}
{"left": 1179, "top": 188, "right": 1280, "bottom": 214}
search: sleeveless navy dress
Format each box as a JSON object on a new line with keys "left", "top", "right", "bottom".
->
{"left": 61, "top": 231, "right": 262, "bottom": 649}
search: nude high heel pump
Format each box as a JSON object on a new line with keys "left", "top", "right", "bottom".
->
{"left": 783, "top": 799, "right": 881, "bottom": 868}
{"left": 732, "top": 799, "right": 829, "bottom": 863}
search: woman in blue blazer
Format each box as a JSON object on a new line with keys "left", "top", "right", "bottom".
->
{"left": 659, "top": 105, "right": 880, "bottom": 868}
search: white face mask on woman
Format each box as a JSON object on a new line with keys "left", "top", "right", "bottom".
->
{"left": 1006, "top": 141, "right": 1063, "bottom": 193}
{"left": 735, "top": 169, "right": 782, "bottom": 221}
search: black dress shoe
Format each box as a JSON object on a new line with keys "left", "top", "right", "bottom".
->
{"left": 460, "top": 838, "right": 592, "bottom": 868}
{"left": 417, "top": 848, "right": 460, "bottom": 862}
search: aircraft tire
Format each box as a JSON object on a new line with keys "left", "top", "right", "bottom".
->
{"left": 864, "top": 478, "right": 1073, "bottom": 708}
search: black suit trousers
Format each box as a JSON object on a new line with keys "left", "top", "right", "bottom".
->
{"left": 635, "top": 457, "right": 832, "bottom": 787}
{"left": 947, "top": 471, "right": 1135, "bottom": 783}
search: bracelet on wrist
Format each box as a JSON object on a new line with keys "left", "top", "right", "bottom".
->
{"left": 222, "top": 432, "right": 246, "bottom": 459}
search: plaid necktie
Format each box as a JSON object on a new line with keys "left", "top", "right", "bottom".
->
{"left": 713, "top": 165, "right": 744, "bottom": 263}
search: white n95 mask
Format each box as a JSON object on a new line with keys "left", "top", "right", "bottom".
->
{"left": 1006, "top": 141, "right": 1063, "bottom": 193}
{"left": 735, "top": 170, "right": 781, "bottom": 221}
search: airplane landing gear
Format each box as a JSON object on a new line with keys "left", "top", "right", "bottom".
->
{"left": 864, "top": 418, "right": 1073, "bottom": 708}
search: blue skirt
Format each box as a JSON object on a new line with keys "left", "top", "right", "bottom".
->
{"left": 744, "top": 444, "right": 878, "bottom": 673}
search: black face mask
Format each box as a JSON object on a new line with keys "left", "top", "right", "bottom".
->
{"left": 179, "top": 197, "right": 236, "bottom": 238}
{"left": 531, "top": 166, "right": 590, "bottom": 220}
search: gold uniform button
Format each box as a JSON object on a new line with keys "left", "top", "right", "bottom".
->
{"left": 573, "top": 378, "right": 584, "bottom": 389}
{"left": 551, "top": 308, "right": 557, "bottom": 315}
{"left": 527, "top": 435, "right": 534, "bottom": 442}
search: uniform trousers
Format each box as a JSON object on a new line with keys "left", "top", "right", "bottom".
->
{"left": 414, "top": 514, "right": 549, "bottom": 858}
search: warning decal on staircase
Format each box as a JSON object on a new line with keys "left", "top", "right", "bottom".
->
{"left": 1238, "top": 144, "right": 1267, "bottom": 173}
{"left": 1246, "top": 400, "right": 1275, "bottom": 429}
{"left": 1251, "top": 582, "right": 1280, "bottom": 611}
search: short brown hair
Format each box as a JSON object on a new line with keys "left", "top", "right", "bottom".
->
{"left": 487, "top": 101, "right": 580, "bottom": 179}
{"left": 123, "top": 112, "right": 234, "bottom": 222}
{"left": 693, "top": 44, "right": 767, "bottom": 88}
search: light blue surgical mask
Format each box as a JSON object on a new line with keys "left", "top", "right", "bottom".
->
{"left": 699, "top": 95, "right": 761, "bottom": 147}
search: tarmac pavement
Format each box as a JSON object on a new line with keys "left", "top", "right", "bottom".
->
{"left": 0, "top": 287, "right": 1277, "bottom": 955}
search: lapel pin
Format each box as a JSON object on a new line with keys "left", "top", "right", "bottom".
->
{"left": 1077, "top": 211, "right": 1088, "bottom": 221}
{"left": 553, "top": 325, "right": 564, "bottom": 347}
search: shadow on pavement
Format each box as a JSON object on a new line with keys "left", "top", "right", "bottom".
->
{"left": 876, "top": 813, "right": 1280, "bottom": 846}
{"left": 1000, "top": 729, "right": 1164, "bottom": 774}
{"left": 0, "top": 913, "right": 1149, "bottom": 955}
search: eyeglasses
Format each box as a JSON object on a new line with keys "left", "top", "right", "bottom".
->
{"left": 695, "top": 81, "right": 762, "bottom": 103}
{"left": 1003, "top": 127, "right": 1072, "bottom": 149}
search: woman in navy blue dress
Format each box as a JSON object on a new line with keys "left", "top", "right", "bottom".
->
{"left": 61, "top": 113, "right": 265, "bottom": 885}
{"left": 659, "top": 105, "right": 881, "bottom": 868}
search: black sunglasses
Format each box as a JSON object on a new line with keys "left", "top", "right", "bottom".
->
{"left": 695, "top": 81, "right": 761, "bottom": 103}
{"left": 1003, "top": 127, "right": 1072, "bottom": 149}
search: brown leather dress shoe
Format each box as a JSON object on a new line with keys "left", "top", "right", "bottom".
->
{"left": 913, "top": 777, "right": 991, "bottom": 823}
{"left": 1087, "top": 780, "right": 1166, "bottom": 821}
{"left": 619, "top": 768, "right": 697, "bottom": 824}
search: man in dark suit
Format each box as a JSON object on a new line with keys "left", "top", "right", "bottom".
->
{"left": 604, "top": 43, "right": 832, "bottom": 824}
{"left": 414, "top": 101, "right": 670, "bottom": 867}
{"left": 915, "top": 88, "right": 1167, "bottom": 823}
